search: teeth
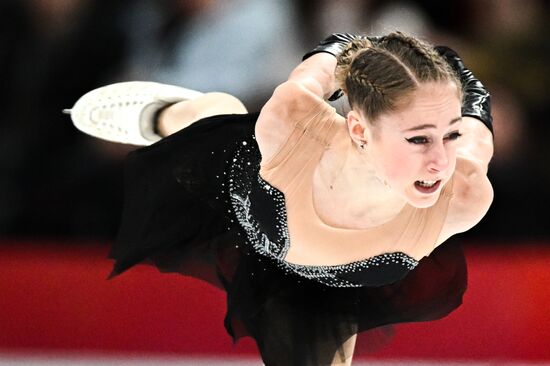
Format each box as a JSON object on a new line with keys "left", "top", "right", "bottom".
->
{"left": 417, "top": 180, "right": 437, "bottom": 187}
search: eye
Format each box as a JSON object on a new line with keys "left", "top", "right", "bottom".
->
{"left": 444, "top": 131, "right": 462, "bottom": 141}
{"left": 405, "top": 136, "right": 430, "bottom": 145}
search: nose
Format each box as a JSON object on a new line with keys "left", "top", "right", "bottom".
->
{"left": 426, "top": 142, "right": 449, "bottom": 173}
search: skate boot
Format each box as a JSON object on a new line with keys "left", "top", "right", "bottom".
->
{"left": 64, "top": 81, "right": 203, "bottom": 145}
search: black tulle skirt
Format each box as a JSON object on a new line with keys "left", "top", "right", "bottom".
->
{"left": 109, "top": 113, "right": 467, "bottom": 365}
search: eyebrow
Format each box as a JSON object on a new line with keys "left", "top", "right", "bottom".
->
{"left": 404, "top": 117, "right": 462, "bottom": 132}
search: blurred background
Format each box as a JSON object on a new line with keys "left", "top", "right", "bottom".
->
{"left": 1, "top": 0, "right": 549, "bottom": 241}
{"left": 1, "top": 0, "right": 549, "bottom": 364}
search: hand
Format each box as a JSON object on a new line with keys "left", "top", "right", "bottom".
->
{"left": 303, "top": 33, "right": 384, "bottom": 60}
{"left": 435, "top": 46, "right": 493, "bottom": 135}
{"left": 303, "top": 33, "right": 383, "bottom": 101}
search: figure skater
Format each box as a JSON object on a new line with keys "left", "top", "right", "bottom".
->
{"left": 66, "top": 32, "right": 494, "bottom": 365}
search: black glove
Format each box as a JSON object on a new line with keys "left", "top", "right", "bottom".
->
{"left": 303, "top": 33, "right": 383, "bottom": 101}
{"left": 303, "top": 33, "right": 384, "bottom": 61}
{"left": 435, "top": 46, "right": 493, "bottom": 135}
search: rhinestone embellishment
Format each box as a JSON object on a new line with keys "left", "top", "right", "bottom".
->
{"left": 227, "top": 136, "right": 418, "bottom": 287}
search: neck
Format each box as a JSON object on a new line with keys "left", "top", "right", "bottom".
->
{"left": 318, "top": 130, "right": 407, "bottom": 227}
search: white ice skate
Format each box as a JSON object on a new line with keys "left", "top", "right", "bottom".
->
{"left": 64, "top": 81, "right": 203, "bottom": 145}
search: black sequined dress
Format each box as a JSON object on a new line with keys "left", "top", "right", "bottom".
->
{"left": 110, "top": 112, "right": 467, "bottom": 366}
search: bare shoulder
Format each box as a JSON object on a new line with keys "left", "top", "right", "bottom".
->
{"left": 436, "top": 157, "right": 494, "bottom": 245}
{"left": 255, "top": 81, "right": 321, "bottom": 163}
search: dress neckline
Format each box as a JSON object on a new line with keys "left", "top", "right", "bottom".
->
{"left": 282, "top": 250, "right": 419, "bottom": 271}
{"left": 256, "top": 174, "right": 420, "bottom": 266}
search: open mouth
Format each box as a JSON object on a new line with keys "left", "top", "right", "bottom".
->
{"left": 414, "top": 179, "right": 441, "bottom": 194}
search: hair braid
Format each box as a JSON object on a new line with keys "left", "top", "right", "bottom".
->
{"left": 334, "top": 31, "right": 461, "bottom": 121}
{"left": 381, "top": 32, "right": 459, "bottom": 84}
{"left": 349, "top": 72, "right": 385, "bottom": 97}
{"left": 335, "top": 38, "right": 372, "bottom": 94}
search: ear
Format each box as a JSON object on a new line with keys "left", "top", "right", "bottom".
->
{"left": 346, "top": 110, "right": 368, "bottom": 144}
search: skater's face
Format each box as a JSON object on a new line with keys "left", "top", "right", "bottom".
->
{"left": 349, "top": 81, "right": 462, "bottom": 208}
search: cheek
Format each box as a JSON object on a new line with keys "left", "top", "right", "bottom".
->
{"left": 377, "top": 144, "right": 419, "bottom": 183}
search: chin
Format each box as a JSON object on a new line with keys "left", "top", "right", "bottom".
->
{"left": 405, "top": 192, "right": 440, "bottom": 209}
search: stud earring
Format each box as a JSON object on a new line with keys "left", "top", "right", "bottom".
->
{"left": 359, "top": 140, "right": 367, "bottom": 149}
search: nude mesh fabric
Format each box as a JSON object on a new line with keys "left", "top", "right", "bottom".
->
{"left": 259, "top": 91, "right": 453, "bottom": 265}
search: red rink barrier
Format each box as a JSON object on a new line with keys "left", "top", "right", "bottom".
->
{"left": 0, "top": 241, "right": 549, "bottom": 361}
